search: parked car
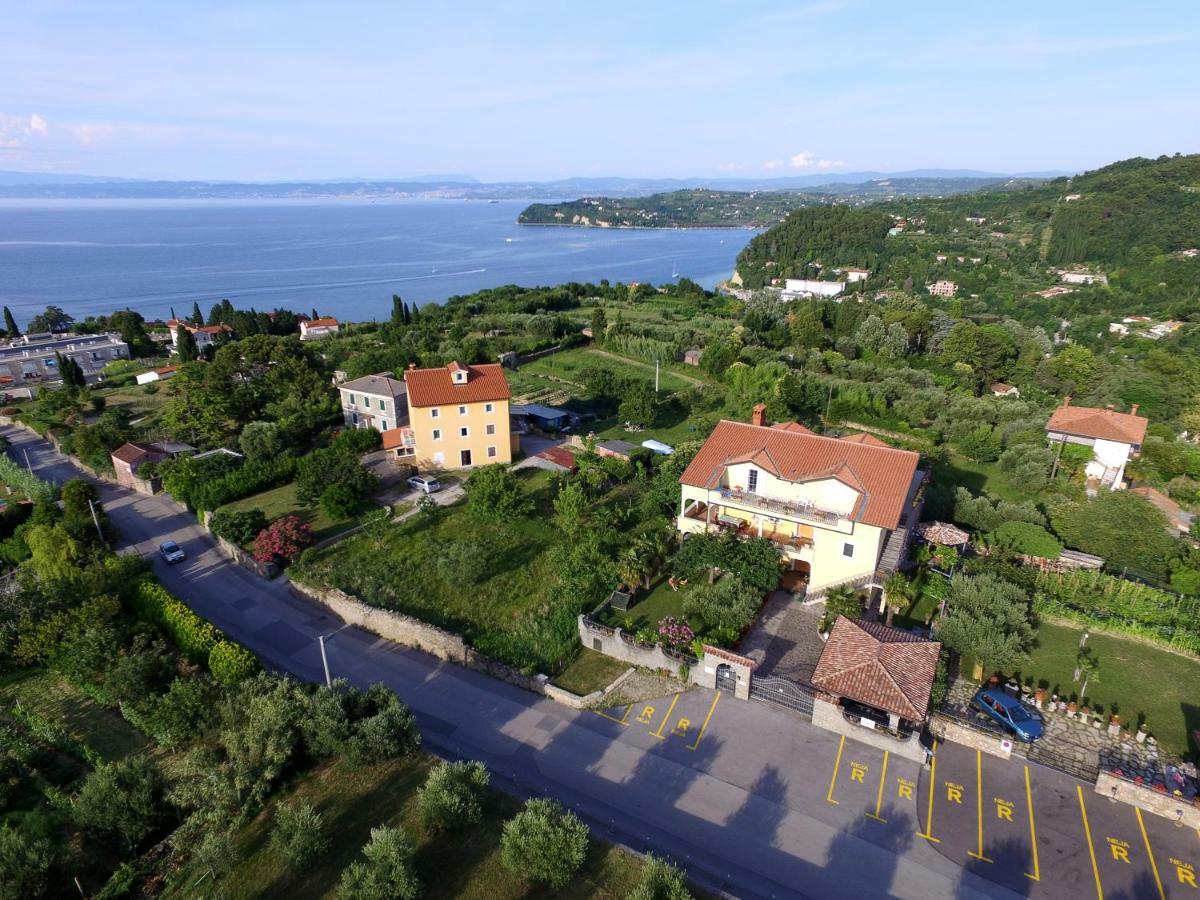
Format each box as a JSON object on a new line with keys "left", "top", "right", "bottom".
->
{"left": 407, "top": 475, "right": 442, "bottom": 494}
{"left": 971, "top": 686, "right": 1044, "bottom": 742}
{"left": 158, "top": 540, "right": 185, "bottom": 564}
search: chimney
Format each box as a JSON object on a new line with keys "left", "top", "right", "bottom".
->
{"left": 1106, "top": 404, "right": 1115, "bottom": 411}
{"left": 407, "top": 362, "right": 416, "bottom": 371}
{"left": 751, "top": 403, "right": 768, "bottom": 427}
{"left": 1130, "top": 403, "right": 1139, "bottom": 416}
{"left": 1062, "top": 395, "right": 1071, "bottom": 407}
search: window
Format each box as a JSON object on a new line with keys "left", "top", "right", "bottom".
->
{"left": 351, "top": 412, "right": 358, "bottom": 425}
{"left": 349, "top": 393, "right": 356, "bottom": 406}
{"left": 380, "top": 420, "right": 388, "bottom": 431}
{"left": 485, "top": 402, "right": 494, "bottom": 413}
{"left": 458, "top": 405, "right": 467, "bottom": 416}
{"left": 487, "top": 445, "right": 497, "bottom": 458}
{"left": 379, "top": 400, "right": 387, "bottom": 413}
{"left": 747, "top": 468, "right": 758, "bottom": 493}
{"left": 486, "top": 423, "right": 496, "bottom": 435}
{"left": 363, "top": 397, "right": 371, "bottom": 409}
{"left": 459, "top": 426, "right": 469, "bottom": 438}
{"left": 432, "top": 428, "right": 442, "bottom": 441}
{"left": 842, "top": 543, "right": 854, "bottom": 558}
{"left": 430, "top": 408, "right": 440, "bottom": 419}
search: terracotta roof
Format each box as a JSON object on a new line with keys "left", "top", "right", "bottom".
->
{"left": 152, "top": 365, "right": 178, "bottom": 376}
{"left": 404, "top": 363, "right": 511, "bottom": 408}
{"left": 303, "top": 317, "right": 339, "bottom": 328}
{"left": 1046, "top": 403, "right": 1147, "bottom": 445}
{"left": 811, "top": 617, "right": 941, "bottom": 720}
{"left": 771, "top": 421, "right": 816, "bottom": 435}
{"left": 535, "top": 446, "right": 578, "bottom": 471}
{"left": 679, "top": 420, "right": 921, "bottom": 530}
{"left": 111, "top": 441, "right": 159, "bottom": 465}
{"left": 340, "top": 373, "right": 407, "bottom": 398}
{"left": 702, "top": 645, "right": 756, "bottom": 668}
{"left": 839, "top": 432, "right": 890, "bottom": 448}
{"left": 991, "top": 382, "right": 1016, "bottom": 393}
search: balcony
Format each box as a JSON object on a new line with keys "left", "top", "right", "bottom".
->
{"left": 714, "top": 487, "right": 843, "bottom": 526}
{"left": 681, "top": 501, "right": 813, "bottom": 550}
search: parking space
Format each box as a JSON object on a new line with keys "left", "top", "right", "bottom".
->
{"left": 591, "top": 689, "right": 724, "bottom": 752}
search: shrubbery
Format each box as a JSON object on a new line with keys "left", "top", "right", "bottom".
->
{"left": 129, "top": 579, "right": 219, "bottom": 664}
{"left": 271, "top": 801, "right": 329, "bottom": 870}
{"left": 419, "top": 760, "right": 490, "bottom": 832}
{"left": 500, "top": 798, "right": 589, "bottom": 889}
{"left": 338, "top": 825, "right": 420, "bottom": 900}
{"left": 988, "top": 521, "right": 1063, "bottom": 558}
{"left": 209, "top": 640, "right": 261, "bottom": 685}
{"left": 253, "top": 514, "right": 314, "bottom": 564}
{"left": 161, "top": 454, "right": 297, "bottom": 513}
{"left": 209, "top": 507, "right": 268, "bottom": 545}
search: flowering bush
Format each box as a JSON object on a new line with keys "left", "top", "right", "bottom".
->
{"left": 657, "top": 616, "right": 694, "bottom": 649}
{"left": 253, "top": 514, "right": 315, "bottom": 564}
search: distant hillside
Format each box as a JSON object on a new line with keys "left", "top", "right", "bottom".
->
{"left": 517, "top": 178, "right": 1031, "bottom": 229}
{"left": 734, "top": 207, "right": 893, "bottom": 287}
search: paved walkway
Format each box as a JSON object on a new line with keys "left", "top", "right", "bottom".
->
{"left": 740, "top": 591, "right": 827, "bottom": 684}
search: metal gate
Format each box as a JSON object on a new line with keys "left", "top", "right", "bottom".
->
{"left": 715, "top": 664, "right": 737, "bottom": 694}
{"left": 749, "top": 674, "right": 815, "bottom": 717}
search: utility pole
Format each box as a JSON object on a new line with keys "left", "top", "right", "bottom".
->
{"left": 88, "top": 498, "right": 105, "bottom": 546}
{"left": 1050, "top": 434, "right": 1067, "bottom": 480}
{"left": 22, "top": 448, "right": 32, "bottom": 475}
{"left": 318, "top": 634, "right": 332, "bottom": 688}
{"left": 655, "top": 358, "right": 660, "bottom": 394}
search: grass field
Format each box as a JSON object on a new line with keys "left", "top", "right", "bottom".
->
{"left": 931, "top": 453, "right": 1027, "bottom": 504}
{"left": 1019, "top": 620, "right": 1200, "bottom": 757}
{"left": 293, "top": 468, "right": 567, "bottom": 670}
{"left": 0, "top": 669, "right": 151, "bottom": 762}
{"left": 513, "top": 346, "right": 702, "bottom": 399}
{"left": 551, "top": 649, "right": 630, "bottom": 696}
{"left": 219, "top": 481, "right": 374, "bottom": 544}
{"left": 165, "top": 754, "right": 661, "bottom": 899}
{"left": 600, "top": 576, "right": 689, "bottom": 633}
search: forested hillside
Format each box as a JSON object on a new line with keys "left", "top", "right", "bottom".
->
{"left": 734, "top": 207, "right": 893, "bottom": 287}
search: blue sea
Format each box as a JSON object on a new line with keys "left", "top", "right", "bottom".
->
{"left": 0, "top": 199, "right": 754, "bottom": 325}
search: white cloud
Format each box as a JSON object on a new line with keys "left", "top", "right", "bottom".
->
{"left": 763, "top": 159, "right": 784, "bottom": 170}
{"left": 28, "top": 113, "right": 48, "bottom": 135}
{"left": 788, "top": 151, "right": 845, "bottom": 170}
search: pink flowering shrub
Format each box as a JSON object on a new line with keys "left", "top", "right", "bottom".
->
{"left": 657, "top": 616, "right": 695, "bottom": 649}
{"left": 253, "top": 514, "right": 314, "bottom": 564}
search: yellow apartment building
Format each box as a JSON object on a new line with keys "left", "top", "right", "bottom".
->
{"left": 402, "top": 361, "right": 518, "bottom": 470}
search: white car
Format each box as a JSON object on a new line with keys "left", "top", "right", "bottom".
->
{"left": 407, "top": 475, "right": 442, "bottom": 494}
{"left": 158, "top": 540, "right": 185, "bottom": 564}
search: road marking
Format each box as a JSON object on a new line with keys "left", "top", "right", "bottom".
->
{"left": 1136, "top": 807, "right": 1166, "bottom": 900}
{"left": 672, "top": 717, "right": 691, "bottom": 737}
{"left": 686, "top": 692, "right": 720, "bottom": 751}
{"left": 917, "top": 739, "right": 940, "bottom": 842}
{"left": 1108, "top": 837, "right": 1131, "bottom": 863}
{"left": 1172, "top": 858, "right": 1197, "bottom": 887}
{"left": 637, "top": 704, "right": 656, "bottom": 725}
{"left": 650, "top": 693, "right": 680, "bottom": 740}
{"left": 1024, "top": 766, "right": 1040, "bottom": 882}
{"left": 826, "top": 735, "right": 846, "bottom": 805}
{"left": 1077, "top": 785, "right": 1104, "bottom": 900}
{"left": 591, "top": 703, "right": 633, "bottom": 726}
{"left": 850, "top": 762, "right": 868, "bottom": 783}
{"left": 866, "top": 751, "right": 889, "bottom": 822}
{"left": 968, "top": 750, "right": 993, "bottom": 863}
{"left": 896, "top": 777, "right": 914, "bottom": 801}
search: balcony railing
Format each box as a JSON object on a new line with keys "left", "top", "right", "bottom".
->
{"left": 715, "top": 487, "right": 843, "bottom": 526}
{"left": 682, "top": 503, "right": 812, "bottom": 550}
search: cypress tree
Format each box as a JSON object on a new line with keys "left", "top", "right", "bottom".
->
{"left": 391, "top": 295, "right": 404, "bottom": 325}
{"left": 3, "top": 306, "right": 19, "bottom": 337}
{"left": 176, "top": 326, "right": 199, "bottom": 362}
{"left": 191, "top": 302, "right": 204, "bottom": 326}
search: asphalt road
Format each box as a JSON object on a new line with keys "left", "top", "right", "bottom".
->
{"left": 7, "top": 424, "right": 1196, "bottom": 899}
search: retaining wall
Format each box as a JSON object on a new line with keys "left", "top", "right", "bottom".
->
{"left": 929, "top": 713, "right": 1014, "bottom": 761}
{"left": 814, "top": 698, "right": 927, "bottom": 763}
{"left": 1095, "top": 772, "right": 1200, "bottom": 828}
{"left": 578, "top": 615, "right": 697, "bottom": 679}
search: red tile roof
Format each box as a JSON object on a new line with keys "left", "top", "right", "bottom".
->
{"left": 404, "top": 363, "right": 511, "bottom": 408}
{"left": 771, "top": 421, "right": 816, "bottom": 435}
{"left": 811, "top": 617, "right": 941, "bottom": 720}
{"left": 536, "top": 446, "right": 578, "bottom": 471}
{"left": 380, "top": 427, "right": 413, "bottom": 451}
{"left": 679, "top": 420, "right": 921, "bottom": 529}
{"left": 111, "top": 442, "right": 159, "bottom": 465}
{"left": 304, "top": 317, "right": 339, "bottom": 328}
{"left": 1046, "top": 402, "right": 1147, "bottom": 445}
{"left": 839, "top": 432, "right": 890, "bottom": 448}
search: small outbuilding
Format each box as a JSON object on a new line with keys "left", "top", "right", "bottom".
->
{"left": 531, "top": 446, "right": 579, "bottom": 474}
{"left": 990, "top": 382, "right": 1020, "bottom": 398}
{"left": 135, "top": 365, "right": 178, "bottom": 385}
{"left": 682, "top": 349, "right": 703, "bottom": 366}
{"left": 511, "top": 403, "right": 572, "bottom": 432}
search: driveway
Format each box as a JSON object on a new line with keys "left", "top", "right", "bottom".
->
{"left": 10, "top": 424, "right": 1195, "bottom": 899}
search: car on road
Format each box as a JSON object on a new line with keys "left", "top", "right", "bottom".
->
{"left": 158, "top": 540, "right": 185, "bottom": 564}
{"left": 407, "top": 475, "right": 441, "bottom": 494}
{"left": 971, "top": 686, "right": 1044, "bottom": 742}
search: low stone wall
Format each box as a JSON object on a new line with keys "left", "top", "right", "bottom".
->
{"left": 814, "top": 698, "right": 927, "bottom": 764}
{"left": 929, "top": 713, "right": 1014, "bottom": 761}
{"left": 578, "top": 615, "right": 697, "bottom": 679}
{"left": 1095, "top": 772, "right": 1200, "bottom": 828}
{"left": 545, "top": 666, "right": 637, "bottom": 710}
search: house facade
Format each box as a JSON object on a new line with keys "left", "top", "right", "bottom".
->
{"left": 676, "top": 406, "right": 924, "bottom": 597}
{"left": 403, "top": 362, "right": 517, "bottom": 470}
{"left": 783, "top": 279, "right": 845, "bottom": 299}
{"left": 0, "top": 332, "right": 129, "bottom": 386}
{"left": 338, "top": 373, "right": 408, "bottom": 433}
{"left": 166, "top": 320, "right": 233, "bottom": 353}
{"left": 1046, "top": 398, "right": 1148, "bottom": 493}
{"left": 927, "top": 280, "right": 958, "bottom": 297}
{"left": 300, "top": 317, "right": 340, "bottom": 340}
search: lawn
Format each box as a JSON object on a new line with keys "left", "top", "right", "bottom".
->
{"left": 218, "top": 481, "right": 376, "bottom": 543}
{"left": 0, "top": 669, "right": 151, "bottom": 762}
{"left": 551, "top": 649, "right": 630, "bottom": 696}
{"left": 292, "top": 468, "right": 567, "bottom": 671}
{"left": 1018, "top": 619, "right": 1200, "bottom": 758}
{"left": 600, "top": 576, "right": 689, "bottom": 634}
{"left": 517, "top": 346, "right": 701, "bottom": 396}
{"left": 164, "top": 754, "right": 663, "bottom": 900}
{"left": 931, "top": 453, "right": 1027, "bottom": 504}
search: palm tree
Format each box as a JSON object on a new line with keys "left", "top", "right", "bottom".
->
{"left": 883, "top": 572, "right": 914, "bottom": 627}
{"left": 619, "top": 533, "right": 667, "bottom": 591}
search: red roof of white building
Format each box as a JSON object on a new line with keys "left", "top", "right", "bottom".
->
{"left": 1046, "top": 400, "right": 1148, "bottom": 445}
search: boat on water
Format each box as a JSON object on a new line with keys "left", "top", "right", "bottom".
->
{"left": 488, "top": 199, "right": 500, "bottom": 204}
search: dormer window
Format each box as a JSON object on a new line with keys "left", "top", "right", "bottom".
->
{"left": 449, "top": 361, "right": 469, "bottom": 385}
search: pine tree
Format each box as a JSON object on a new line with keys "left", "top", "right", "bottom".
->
{"left": 403, "top": 301, "right": 411, "bottom": 325}
{"left": 3, "top": 306, "right": 19, "bottom": 337}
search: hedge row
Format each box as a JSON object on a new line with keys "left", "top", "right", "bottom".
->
{"left": 192, "top": 457, "right": 297, "bottom": 513}
{"left": 129, "top": 578, "right": 261, "bottom": 681}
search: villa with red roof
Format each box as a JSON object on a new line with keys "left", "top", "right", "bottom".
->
{"left": 677, "top": 404, "right": 925, "bottom": 597}
{"left": 1045, "top": 397, "right": 1148, "bottom": 493}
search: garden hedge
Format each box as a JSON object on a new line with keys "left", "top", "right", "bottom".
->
{"left": 209, "top": 640, "right": 261, "bottom": 685}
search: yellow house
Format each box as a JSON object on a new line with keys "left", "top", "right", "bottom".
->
{"left": 403, "top": 361, "right": 518, "bottom": 470}
{"left": 677, "top": 406, "right": 924, "bottom": 597}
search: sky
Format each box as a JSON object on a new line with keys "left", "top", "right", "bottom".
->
{"left": 2, "top": 1, "right": 1198, "bottom": 182}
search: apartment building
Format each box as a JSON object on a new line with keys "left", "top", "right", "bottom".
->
{"left": 165, "top": 319, "right": 233, "bottom": 353}
{"left": 403, "top": 361, "right": 516, "bottom": 470}
{"left": 0, "top": 332, "right": 129, "bottom": 386}
{"left": 300, "top": 317, "right": 340, "bottom": 340}
{"left": 927, "top": 280, "right": 958, "bottom": 297}
{"left": 677, "top": 405, "right": 924, "bottom": 597}
{"left": 338, "top": 373, "right": 408, "bottom": 433}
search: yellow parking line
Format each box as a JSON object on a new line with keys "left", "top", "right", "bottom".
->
{"left": 1135, "top": 807, "right": 1166, "bottom": 900}
{"left": 1076, "top": 786, "right": 1104, "bottom": 900}
{"left": 866, "top": 750, "right": 889, "bottom": 822}
{"left": 686, "top": 692, "right": 721, "bottom": 751}
{"left": 1024, "top": 766, "right": 1040, "bottom": 882}
{"left": 650, "top": 692, "right": 680, "bottom": 740}
{"left": 826, "top": 735, "right": 846, "bottom": 805}
{"left": 967, "top": 749, "right": 993, "bottom": 863}
{"left": 591, "top": 703, "right": 632, "bottom": 726}
{"left": 917, "top": 739, "right": 940, "bottom": 842}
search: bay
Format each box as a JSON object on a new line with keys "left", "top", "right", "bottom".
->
{"left": 0, "top": 199, "right": 754, "bottom": 325}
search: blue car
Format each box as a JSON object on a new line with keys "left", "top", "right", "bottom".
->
{"left": 971, "top": 687, "right": 1044, "bottom": 742}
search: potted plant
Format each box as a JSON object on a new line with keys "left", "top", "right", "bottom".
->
{"left": 1136, "top": 722, "right": 1149, "bottom": 743}
{"left": 1066, "top": 700, "right": 1077, "bottom": 718}
{"left": 1034, "top": 687, "right": 1048, "bottom": 707}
